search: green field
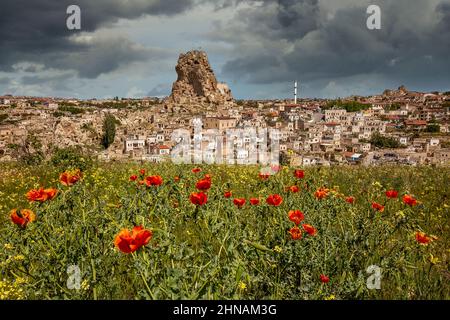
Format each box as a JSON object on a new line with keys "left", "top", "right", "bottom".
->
{"left": 0, "top": 162, "right": 449, "bottom": 300}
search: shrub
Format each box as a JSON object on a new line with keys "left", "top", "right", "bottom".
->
{"left": 58, "top": 105, "right": 85, "bottom": 115}
{"left": 426, "top": 124, "right": 440, "bottom": 133}
{"left": 50, "top": 146, "right": 94, "bottom": 171}
{"left": 20, "top": 151, "right": 44, "bottom": 165}
{"left": 0, "top": 114, "right": 8, "bottom": 123}
{"left": 370, "top": 132, "right": 402, "bottom": 149}
{"left": 324, "top": 100, "right": 371, "bottom": 112}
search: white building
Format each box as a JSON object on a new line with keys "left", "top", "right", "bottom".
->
{"left": 124, "top": 136, "right": 146, "bottom": 152}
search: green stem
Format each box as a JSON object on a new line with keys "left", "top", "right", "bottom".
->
{"left": 135, "top": 253, "right": 155, "bottom": 300}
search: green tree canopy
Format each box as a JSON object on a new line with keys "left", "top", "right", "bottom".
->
{"left": 102, "top": 114, "right": 117, "bottom": 149}
{"left": 370, "top": 132, "right": 402, "bottom": 149}
{"left": 323, "top": 100, "right": 371, "bottom": 112}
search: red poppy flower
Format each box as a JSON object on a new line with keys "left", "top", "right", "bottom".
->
{"left": 174, "top": 176, "right": 180, "bottom": 182}
{"left": 196, "top": 178, "right": 211, "bottom": 191}
{"left": 139, "top": 169, "right": 146, "bottom": 176}
{"left": 250, "top": 198, "right": 260, "bottom": 205}
{"left": 224, "top": 191, "right": 233, "bottom": 198}
{"left": 145, "top": 175, "right": 163, "bottom": 186}
{"left": 288, "top": 210, "right": 304, "bottom": 225}
{"left": 266, "top": 194, "right": 283, "bottom": 206}
{"left": 345, "top": 196, "right": 355, "bottom": 204}
{"left": 372, "top": 202, "right": 385, "bottom": 212}
{"left": 190, "top": 192, "right": 208, "bottom": 206}
{"left": 233, "top": 198, "right": 246, "bottom": 208}
{"left": 258, "top": 173, "right": 270, "bottom": 180}
{"left": 385, "top": 190, "right": 399, "bottom": 199}
{"left": 10, "top": 209, "right": 36, "bottom": 228}
{"left": 415, "top": 232, "right": 436, "bottom": 245}
{"left": 59, "top": 169, "right": 82, "bottom": 187}
{"left": 45, "top": 188, "right": 58, "bottom": 200}
{"left": 26, "top": 188, "right": 58, "bottom": 202}
{"left": 114, "top": 226, "right": 152, "bottom": 254}
{"left": 289, "top": 185, "right": 300, "bottom": 193}
{"left": 289, "top": 226, "right": 302, "bottom": 240}
{"left": 130, "top": 175, "right": 138, "bottom": 181}
{"left": 204, "top": 174, "right": 212, "bottom": 180}
{"left": 320, "top": 274, "right": 330, "bottom": 283}
{"left": 192, "top": 168, "right": 202, "bottom": 173}
{"left": 302, "top": 224, "right": 317, "bottom": 236}
{"left": 314, "top": 188, "right": 329, "bottom": 200}
{"left": 294, "top": 170, "right": 305, "bottom": 179}
{"left": 403, "top": 194, "right": 418, "bottom": 206}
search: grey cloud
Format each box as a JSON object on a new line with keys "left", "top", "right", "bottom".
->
{"left": 214, "top": 0, "right": 320, "bottom": 41}
{"left": 0, "top": 77, "right": 11, "bottom": 85}
{"left": 1, "top": 0, "right": 449, "bottom": 99}
{"left": 20, "top": 72, "right": 77, "bottom": 92}
{"left": 46, "top": 35, "right": 167, "bottom": 79}
{"left": 217, "top": 0, "right": 450, "bottom": 95}
{"left": 266, "top": 0, "right": 320, "bottom": 40}
{"left": 0, "top": 0, "right": 197, "bottom": 77}
{"left": 20, "top": 73, "right": 73, "bottom": 85}
{"left": 148, "top": 83, "right": 171, "bottom": 97}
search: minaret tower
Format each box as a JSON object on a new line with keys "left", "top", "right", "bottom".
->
{"left": 294, "top": 81, "right": 298, "bottom": 104}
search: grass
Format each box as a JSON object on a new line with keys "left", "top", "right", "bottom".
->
{"left": 0, "top": 162, "right": 449, "bottom": 300}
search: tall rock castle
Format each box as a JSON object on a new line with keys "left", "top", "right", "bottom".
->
{"left": 167, "top": 50, "right": 234, "bottom": 106}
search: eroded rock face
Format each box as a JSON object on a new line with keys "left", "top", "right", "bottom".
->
{"left": 168, "top": 50, "right": 234, "bottom": 105}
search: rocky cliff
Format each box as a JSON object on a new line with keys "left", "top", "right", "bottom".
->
{"left": 167, "top": 50, "right": 234, "bottom": 106}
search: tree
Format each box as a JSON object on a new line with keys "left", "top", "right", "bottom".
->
{"left": 58, "top": 105, "right": 85, "bottom": 114}
{"left": 102, "top": 114, "right": 117, "bottom": 149}
{"left": 385, "top": 103, "right": 401, "bottom": 111}
{"left": 426, "top": 124, "right": 440, "bottom": 133}
{"left": 323, "top": 100, "right": 371, "bottom": 112}
{"left": 370, "top": 132, "right": 401, "bottom": 149}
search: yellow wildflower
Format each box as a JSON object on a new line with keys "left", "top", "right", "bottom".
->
{"left": 395, "top": 210, "right": 405, "bottom": 218}
{"left": 429, "top": 254, "right": 440, "bottom": 265}
{"left": 273, "top": 246, "right": 283, "bottom": 253}
{"left": 372, "top": 181, "right": 383, "bottom": 189}
{"left": 238, "top": 281, "right": 247, "bottom": 290}
{"left": 81, "top": 279, "right": 90, "bottom": 291}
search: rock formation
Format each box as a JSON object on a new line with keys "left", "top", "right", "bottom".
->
{"left": 167, "top": 50, "right": 234, "bottom": 106}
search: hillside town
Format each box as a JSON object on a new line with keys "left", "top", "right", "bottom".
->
{"left": 1, "top": 51, "right": 449, "bottom": 167}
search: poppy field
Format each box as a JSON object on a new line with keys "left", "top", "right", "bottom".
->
{"left": 0, "top": 162, "right": 449, "bottom": 300}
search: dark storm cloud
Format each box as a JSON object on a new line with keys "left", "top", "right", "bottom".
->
{"left": 44, "top": 36, "right": 168, "bottom": 79}
{"left": 1, "top": 0, "right": 449, "bottom": 98}
{"left": 218, "top": 0, "right": 450, "bottom": 93}
{"left": 215, "top": 0, "right": 320, "bottom": 40}
{"left": 254, "top": 0, "right": 320, "bottom": 39}
{"left": 0, "top": 0, "right": 197, "bottom": 77}
{"left": 436, "top": 2, "right": 450, "bottom": 49}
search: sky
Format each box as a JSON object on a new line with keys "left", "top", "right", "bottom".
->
{"left": 0, "top": 0, "right": 449, "bottom": 100}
